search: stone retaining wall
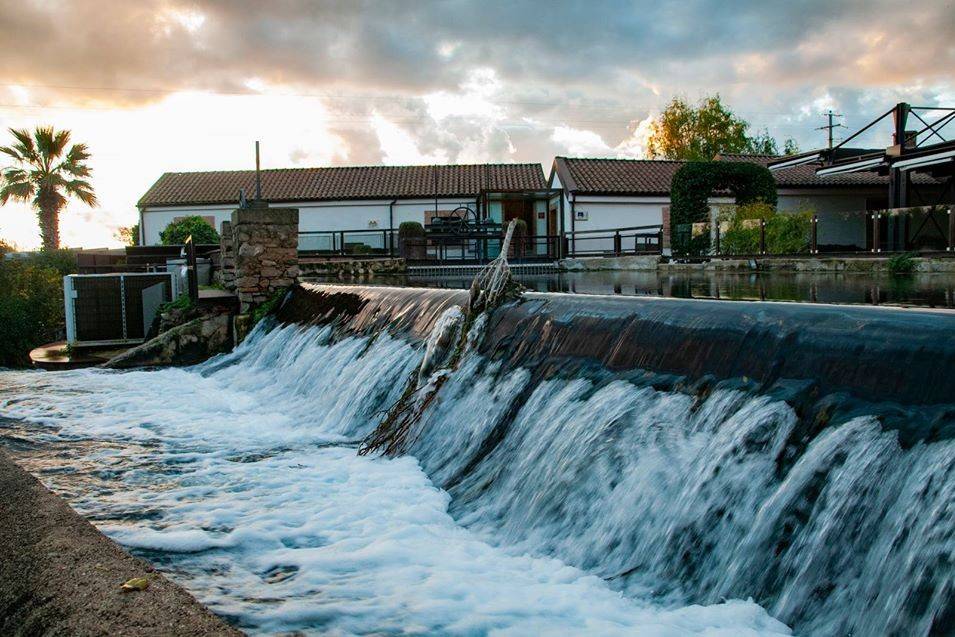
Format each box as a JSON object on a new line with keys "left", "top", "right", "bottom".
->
{"left": 0, "top": 449, "right": 240, "bottom": 636}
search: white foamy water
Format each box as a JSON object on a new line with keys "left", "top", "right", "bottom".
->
{"left": 0, "top": 323, "right": 790, "bottom": 636}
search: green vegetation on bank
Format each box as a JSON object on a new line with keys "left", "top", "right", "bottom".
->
{"left": 0, "top": 243, "right": 77, "bottom": 367}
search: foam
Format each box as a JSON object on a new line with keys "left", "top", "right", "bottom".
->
{"left": 0, "top": 324, "right": 790, "bottom": 636}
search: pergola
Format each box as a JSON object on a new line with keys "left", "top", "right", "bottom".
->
{"left": 769, "top": 102, "right": 955, "bottom": 209}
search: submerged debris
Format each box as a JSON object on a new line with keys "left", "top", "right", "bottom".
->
{"left": 359, "top": 221, "right": 523, "bottom": 456}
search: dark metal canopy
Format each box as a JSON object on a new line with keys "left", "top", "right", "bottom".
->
{"left": 768, "top": 103, "right": 955, "bottom": 207}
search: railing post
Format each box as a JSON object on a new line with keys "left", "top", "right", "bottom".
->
{"left": 873, "top": 212, "right": 881, "bottom": 253}
{"left": 657, "top": 229, "right": 664, "bottom": 254}
{"left": 613, "top": 232, "right": 621, "bottom": 256}
{"left": 563, "top": 235, "right": 571, "bottom": 258}
{"left": 759, "top": 219, "right": 766, "bottom": 255}
{"left": 948, "top": 207, "right": 954, "bottom": 252}
{"left": 714, "top": 223, "right": 721, "bottom": 255}
{"left": 339, "top": 231, "right": 346, "bottom": 256}
{"left": 811, "top": 215, "right": 818, "bottom": 254}
{"left": 184, "top": 235, "right": 198, "bottom": 303}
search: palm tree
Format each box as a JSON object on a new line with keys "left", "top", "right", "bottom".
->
{"left": 0, "top": 126, "right": 97, "bottom": 251}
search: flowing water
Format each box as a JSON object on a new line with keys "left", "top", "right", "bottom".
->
{"left": 1, "top": 285, "right": 953, "bottom": 636}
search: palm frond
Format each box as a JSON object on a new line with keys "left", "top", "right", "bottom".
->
{"left": 50, "top": 129, "right": 71, "bottom": 158}
{"left": 0, "top": 180, "right": 34, "bottom": 204}
{"left": 33, "top": 126, "right": 56, "bottom": 166}
{"left": 0, "top": 145, "right": 23, "bottom": 163}
{"left": 2, "top": 168, "right": 28, "bottom": 183}
{"left": 8, "top": 128, "right": 39, "bottom": 165}
{"left": 64, "top": 179, "right": 98, "bottom": 206}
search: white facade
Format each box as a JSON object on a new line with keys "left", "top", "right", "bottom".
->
{"left": 140, "top": 197, "right": 480, "bottom": 247}
{"left": 547, "top": 166, "right": 880, "bottom": 252}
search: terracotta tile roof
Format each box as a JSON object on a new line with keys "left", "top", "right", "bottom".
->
{"left": 553, "top": 154, "right": 930, "bottom": 195}
{"left": 139, "top": 163, "right": 547, "bottom": 207}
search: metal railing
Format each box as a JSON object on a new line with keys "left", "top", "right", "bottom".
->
{"left": 564, "top": 225, "right": 663, "bottom": 258}
{"left": 675, "top": 205, "right": 955, "bottom": 258}
{"left": 400, "top": 234, "right": 561, "bottom": 264}
{"left": 299, "top": 229, "right": 397, "bottom": 257}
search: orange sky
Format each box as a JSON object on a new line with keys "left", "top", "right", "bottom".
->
{"left": 1, "top": 0, "right": 952, "bottom": 249}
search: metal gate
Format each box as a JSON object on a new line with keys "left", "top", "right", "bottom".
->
{"left": 64, "top": 273, "right": 177, "bottom": 346}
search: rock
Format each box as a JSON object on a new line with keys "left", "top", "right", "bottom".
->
{"left": 103, "top": 313, "right": 232, "bottom": 369}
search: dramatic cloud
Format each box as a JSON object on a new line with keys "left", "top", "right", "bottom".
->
{"left": 0, "top": 0, "right": 952, "bottom": 247}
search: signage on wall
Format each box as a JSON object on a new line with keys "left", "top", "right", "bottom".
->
{"left": 575, "top": 210, "right": 589, "bottom": 221}
{"left": 367, "top": 220, "right": 379, "bottom": 228}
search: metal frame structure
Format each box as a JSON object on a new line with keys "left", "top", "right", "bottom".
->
{"left": 769, "top": 103, "right": 955, "bottom": 209}
{"left": 64, "top": 272, "right": 178, "bottom": 347}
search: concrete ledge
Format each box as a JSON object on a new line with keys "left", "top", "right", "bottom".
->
{"left": 231, "top": 205, "right": 298, "bottom": 226}
{"left": 0, "top": 450, "right": 241, "bottom": 636}
{"left": 559, "top": 255, "right": 661, "bottom": 271}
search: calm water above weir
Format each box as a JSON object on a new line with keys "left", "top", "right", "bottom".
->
{"left": 307, "top": 270, "right": 955, "bottom": 308}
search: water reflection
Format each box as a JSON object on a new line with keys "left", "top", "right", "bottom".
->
{"left": 304, "top": 271, "right": 955, "bottom": 308}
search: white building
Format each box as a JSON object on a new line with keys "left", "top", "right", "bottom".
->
{"left": 138, "top": 163, "right": 552, "bottom": 253}
{"left": 548, "top": 154, "right": 908, "bottom": 253}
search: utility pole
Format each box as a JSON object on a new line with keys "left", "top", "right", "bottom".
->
{"left": 816, "top": 110, "right": 845, "bottom": 149}
{"left": 254, "top": 140, "right": 262, "bottom": 201}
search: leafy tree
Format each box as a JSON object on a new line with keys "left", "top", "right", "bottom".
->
{"left": 746, "top": 128, "right": 779, "bottom": 155}
{"left": 0, "top": 126, "right": 97, "bottom": 251}
{"left": 783, "top": 138, "right": 800, "bottom": 155}
{"left": 115, "top": 223, "right": 140, "bottom": 246}
{"left": 648, "top": 95, "right": 793, "bottom": 160}
{"left": 160, "top": 216, "right": 219, "bottom": 245}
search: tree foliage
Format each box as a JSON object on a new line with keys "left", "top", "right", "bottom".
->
{"left": 670, "top": 161, "right": 778, "bottom": 256}
{"left": 0, "top": 256, "right": 67, "bottom": 367}
{"left": 115, "top": 223, "right": 140, "bottom": 246}
{"left": 647, "top": 95, "right": 795, "bottom": 160}
{"left": 160, "top": 216, "right": 219, "bottom": 245}
{"left": 0, "top": 126, "right": 97, "bottom": 251}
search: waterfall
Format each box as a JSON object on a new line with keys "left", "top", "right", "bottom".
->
{"left": 2, "top": 283, "right": 953, "bottom": 636}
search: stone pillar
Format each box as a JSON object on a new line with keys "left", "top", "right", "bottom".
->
{"left": 231, "top": 202, "right": 299, "bottom": 314}
{"left": 218, "top": 220, "right": 236, "bottom": 292}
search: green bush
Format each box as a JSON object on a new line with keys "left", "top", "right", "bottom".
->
{"left": 160, "top": 216, "right": 220, "bottom": 245}
{"left": 718, "top": 204, "right": 810, "bottom": 255}
{"left": 0, "top": 259, "right": 65, "bottom": 367}
{"left": 398, "top": 221, "right": 425, "bottom": 238}
{"left": 670, "top": 161, "right": 778, "bottom": 256}
{"left": 26, "top": 248, "right": 78, "bottom": 275}
{"left": 887, "top": 252, "right": 917, "bottom": 275}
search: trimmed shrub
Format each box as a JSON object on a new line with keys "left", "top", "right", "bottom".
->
{"left": 160, "top": 216, "right": 220, "bottom": 245}
{"left": 398, "top": 221, "right": 425, "bottom": 238}
{"left": 670, "top": 161, "right": 778, "bottom": 256}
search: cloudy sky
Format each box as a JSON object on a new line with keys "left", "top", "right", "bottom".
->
{"left": 1, "top": 0, "right": 953, "bottom": 248}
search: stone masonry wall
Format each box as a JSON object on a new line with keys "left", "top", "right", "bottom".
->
{"left": 231, "top": 203, "right": 299, "bottom": 313}
{"left": 218, "top": 220, "right": 236, "bottom": 292}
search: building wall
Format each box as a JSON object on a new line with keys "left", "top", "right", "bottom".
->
{"left": 546, "top": 165, "right": 880, "bottom": 253}
{"left": 141, "top": 198, "right": 479, "bottom": 246}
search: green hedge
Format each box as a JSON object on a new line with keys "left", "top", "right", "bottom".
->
{"left": 670, "top": 162, "right": 777, "bottom": 256}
